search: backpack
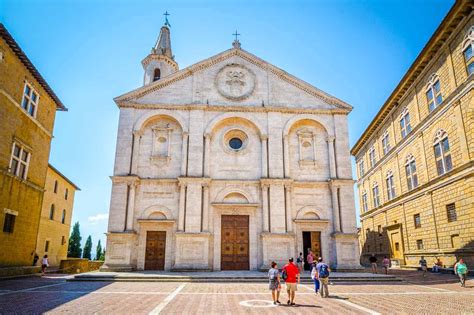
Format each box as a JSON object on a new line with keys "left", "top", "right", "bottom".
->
{"left": 319, "top": 264, "right": 329, "bottom": 278}
{"left": 282, "top": 269, "right": 288, "bottom": 281}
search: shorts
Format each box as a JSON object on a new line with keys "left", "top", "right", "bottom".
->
{"left": 286, "top": 282, "right": 298, "bottom": 292}
{"left": 269, "top": 280, "right": 280, "bottom": 290}
{"left": 421, "top": 266, "right": 427, "bottom": 271}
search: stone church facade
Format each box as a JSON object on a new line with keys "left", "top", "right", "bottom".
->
{"left": 103, "top": 23, "right": 360, "bottom": 271}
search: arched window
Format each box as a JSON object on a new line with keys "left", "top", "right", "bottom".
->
{"left": 61, "top": 209, "right": 66, "bottom": 224}
{"left": 386, "top": 170, "right": 396, "bottom": 201}
{"left": 399, "top": 107, "right": 412, "bottom": 138}
{"left": 382, "top": 130, "right": 391, "bottom": 155}
{"left": 65, "top": 188, "right": 68, "bottom": 200}
{"left": 368, "top": 146, "right": 376, "bottom": 168}
{"left": 433, "top": 130, "right": 452, "bottom": 175}
{"left": 426, "top": 74, "right": 442, "bottom": 112}
{"left": 153, "top": 68, "right": 161, "bottom": 81}
{"left": 361, "top": 190, "right": 368, "bottom": 212}
{"left": 49, "top": 204, "right": 55, "bottom": 220}
{"left": 405, "top": 154, "right": 418, "bottom": 191}
{"left": 462, "top": 26, "right": 474, "bottom": 75}
{"left": 372, "top": 182, "right": 380, "bottom": 208}
{"left": 54, "top": 180, "right": 58, "bottom": 193}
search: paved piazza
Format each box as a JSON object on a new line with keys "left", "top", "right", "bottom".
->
{"left": 0, "top": 271, "right": 472, "bottom": 314}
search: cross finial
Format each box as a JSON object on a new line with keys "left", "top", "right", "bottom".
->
{"left": 164, "top": 11, "right": 171, "bottom": 27}
{"left": 232, "top": 30, "right": 240, "bottom": 41}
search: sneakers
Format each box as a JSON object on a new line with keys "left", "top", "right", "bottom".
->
{"left": 276, "top": 300, "right": 281, "bottom": 304}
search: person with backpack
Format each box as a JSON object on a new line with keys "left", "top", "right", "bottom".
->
{"left": 282, "top": 257, "right": 300, "bottom": 306}
{"left": 310, "top": 262, "right": 320, "bottom": 294}
{"left": 296, "top": 252, "right": 304, "bottom": 272}
{"left": 268, "top": 261, "right": 281, "bottom": 305}
{"left": 315, "top": 257, "right": 330, "bottom": 298}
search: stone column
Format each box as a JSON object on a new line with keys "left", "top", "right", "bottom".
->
{"left": 178, "top": 182, "right": 186, "bottom": 231}
{"left": 330, "top": 183, "right": 341, "bottom": 233}
{"left": 261, "top": 184, "right": 269, "bottom": 232}
{"left": 327, "top": 136, "right": 337, "bottom": 179}
{"left": 204, "top": 133, "right": 211, "bottom": 177}
{"left": 261, "top": 135, "right": 268, "bottom": 177}
{"left": 283, "top": 135, "right": 290, "bottom": 178}
{"left": 202, "top": 182, "right": 210, "bottom": 232}
{"left": 285, "top": 184, "right": 293, "bottom": 233}
{"left": 131, "top": 131, "right": 142, "bottom": 175}
{"left": 125, "top": 181, "right": 136, "bottom": 231}
{"left": 181, "top": 132, "right": 189, "bottom": 176}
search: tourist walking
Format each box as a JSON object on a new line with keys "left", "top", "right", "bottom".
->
{"left": 310, "top": 263, "right": 320, "bottom": 294}
{"left": 454, "top": 258, "right": 468, "bottom": 287}
{"left": 268, "top": 261, "right": 281, "bottom": 305}
{"left": 33, "top": 253, "right": 39, "bottom": 266}
{"left": 369, "top": 254, "right": 377, "bottom": 273}
{"left": 419, "top": 256, "right": 428, "bottom": 277}
{"left": 382, "top": 256, "right": 390, "bottom": 275}
{"left": 41, "top": 255, "right": 49, "bottom": 274}
{"left": 296, "top": 252, "right": 304, "bottom": 272}
{"left": 315, "top": 257, "right": 330, "bottom": 298}
{"left": 306, "top": 250, "right": 314, "bottom": 270}
{"left": 282, "top": 257, "right": 300, "bottom": 306}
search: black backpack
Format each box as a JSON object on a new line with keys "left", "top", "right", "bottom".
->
{"left": 319, "top": 264, "right": 330, "bottom": 278}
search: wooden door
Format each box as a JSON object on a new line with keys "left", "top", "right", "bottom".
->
{"left": 221, "top": 215, "right": 249, "bottom": 270}
{"left": 390, "top": 231, "right": 403, "bottom": 259}
{"left": 310, "top": 232, "right": 322, "bottom": 259}
{"left": 145, "top": 231, "right": 166, "bottom": 270}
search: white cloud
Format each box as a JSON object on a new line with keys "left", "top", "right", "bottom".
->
{"left": 88, "top": 213, "right": 109, "bottom": 225}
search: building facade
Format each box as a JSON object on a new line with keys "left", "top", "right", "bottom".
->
{"left": 104, "top": 23, "right": 361, "bottom": 272}
{"left": 352, "top": 1, "right": 473, "bottom": 268}
{"left": 36, "top": 165, "right": 79, "bottom": 266}
{"left": 0, "top": 24, "right": 67, "bottom": 266}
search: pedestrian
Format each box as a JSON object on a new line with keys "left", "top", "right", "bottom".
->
{"left": 310, "top": 262, "right": 320, "bottom": 294}
{"left": 454, "top": 258, "right": 468, "bottom": 287}
{"left": 306, "top": 249, "right": 314, "bottom": 270}
{"left": 369, "top": 254, "right": 377, "bottom": 273}
{"left": 296, "top": 252, "right": 304, "bottom": 272}
{"left": 282, "top": 257, "right": 300, "bottom": 306}
{"left": 33, "top": 253, "right": 39, "bottom": 266}
{"left": 268, "top": 261, "right": 281, "bottom": 305}
{"left": 432, "top": 258, "right": 443, "bottom": 273}
{"left": 315, "top": 257, "right": 330, "bottom": 298}
{"left": 41, "top": 255, "right": 49, "bottom": 274}
{"left": 382, "top": 256, "right": 390, "bottom": 275}
{"left": 419, "top": 256, "right": 427, "bottom": 277}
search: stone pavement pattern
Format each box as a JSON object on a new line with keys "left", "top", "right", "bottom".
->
{"left": 0, "top": 271, "right": 473, "bottom": 314}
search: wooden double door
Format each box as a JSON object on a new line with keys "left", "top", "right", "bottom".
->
{"left": 303, "top": 231, "right": 321, "bottom": 270}
{"left": 145, "top": 231, "right": 166, "bottom": 270}
{"left": 221, "top": 215, "right": 249, "bottom": 270}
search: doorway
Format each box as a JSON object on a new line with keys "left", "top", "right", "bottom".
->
{"left": 221, "top": 215, "right": 249, "bottom": 270}
{"left": 302, "top": 231, "right": 321, "bottom": 270}
{"left": 145, "top": 231, "right": 166, "bottom": 270}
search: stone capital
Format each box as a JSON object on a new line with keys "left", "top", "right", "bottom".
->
{"left": 260, "top": 134, "right": 268, "bottom": 141}
{"left": 326, "top": 135, "right": 336, "bottom": 143}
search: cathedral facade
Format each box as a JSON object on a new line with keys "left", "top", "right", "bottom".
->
{"left": 103, "top": 24, "right": 360, "bottom": 271}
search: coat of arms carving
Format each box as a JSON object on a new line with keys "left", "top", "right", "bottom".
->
{"left": 215, "top": 64, "right": 256, "bottom": 100}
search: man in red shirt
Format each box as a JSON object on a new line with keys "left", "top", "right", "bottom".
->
{"left": 282, "top": 257, "right": 300, "bottom": 306}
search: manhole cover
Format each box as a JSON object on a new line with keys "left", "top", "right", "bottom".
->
{"left": 239, "top": 300, "right": 277, "bottom": 308}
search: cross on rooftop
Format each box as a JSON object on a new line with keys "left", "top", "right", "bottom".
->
{"left": 233, "top": 30, "right": 241, "bottom": 41}
{"left": 164, "top": 11, "right": 171, "bottom": 27}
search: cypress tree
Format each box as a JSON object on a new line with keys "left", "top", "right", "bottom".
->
{"left": 83, "top": 235, "right": 93, "bottom": 260}
{"left": 95, "top": 240, "right": 103, "bottom": 261}
{"left": 68, "top": 222, "right": 82, "bottom": 258}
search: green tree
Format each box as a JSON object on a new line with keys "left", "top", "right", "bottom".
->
{"left": 95, "top": 240, "right": 103, "bottom": 261}
{"left": 99, "top": 250, "right": 105, "bottom": 261}
{"left": 68, "top": 222, "right": 82, "bottom": 258}
{"left": 83, "top": 235, "right": 92, "bottom": 260}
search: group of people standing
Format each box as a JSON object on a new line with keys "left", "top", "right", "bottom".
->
{"left": 267, "top": 250, "right": 330, "bottom": 306}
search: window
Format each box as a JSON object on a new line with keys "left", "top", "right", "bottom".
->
{"left": 377, "top": 225, "right": 382, "bottom": 236}
{"left": 61, "top": 209, "right": 66, "bottom": 224}
{"left": 463, "top": 27, "right": 474, "bottom": 75}
{"left": 49, "top": 204, "right": 55, "bottom": 220}
{"left": 65, "top": 188, "right": 69, "bottom": 200}
{"left": 414, "top": 214, "right": 421, "bottom": 229}
{"left": 399, "top": 108, "right": 412, "bottom": 138}
{"left": 372, "top": 183, "right": 380, "bottom": 208}
{"left": 405, "top": 154, "right": 419, "bottom": 191}
{"left": 61, "top": 236, "right": 66, "bottom": 245}
{"left": 369, "top": 147, "right": 376, "bottom": 168}
{"left": 45, "top": 240, "right": 50, "bottom": 252}
{"left": 416, "top": 239, "right": 423, "bottom": 250}
{"left": 426, "top": 74, "right": 442, "bottom": 112}
{"left": 153, "top": 68, "right": 161, "bottom": 81}
{"left": 362, "top": 191, "right": 368, "bottom": 212}
{"left": 386, "top": 171, "right": 396, "bottom": 201}
{"left": 446, "top": 203, "right": 457, "bottom": 222}
{"left": 9, "top": 143, "right": 30, "bottom": 180}
{"left": 433, "top": 130, "right": 452, "bottom": 175}
{"left": 229, "top": 137, "right": 243, "bottom": 150}
{"left": 54, "top": 180, "right": 58, "bottom": 193}
{"left": 382, "top": 132, "right": 391, "bottom": 155}
{"left": 3, "top": 213, "right": 16, "bottom": 233}
{"left": 21, "top": 83, "right": 39, "bottom": 117}
{"left": 395, "top": 242, "right": 400, "bottom": 251}
{"left": 358, "top": 160, "right": 365, "bottom": 177}
{"left": 451, "top": 234, "right": 460, "bottom": 248}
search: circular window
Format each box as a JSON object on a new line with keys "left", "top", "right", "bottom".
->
{"left": 229, "top": 137, "right": 243, "bottom": 150}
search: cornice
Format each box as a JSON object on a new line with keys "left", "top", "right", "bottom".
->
{"left": 1, "top": 169, "right": 45, "bottom": 192}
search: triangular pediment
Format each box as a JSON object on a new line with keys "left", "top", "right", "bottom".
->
{"left": 115, "top": 48, "right": 352, "bottom": 111}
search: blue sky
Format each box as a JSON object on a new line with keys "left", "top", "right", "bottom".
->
{"left": 1, "top": 0, "right": 453, "bottom": 252}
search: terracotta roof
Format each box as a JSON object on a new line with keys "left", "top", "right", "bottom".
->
{"left": 0, "top": 23, "right": 67, "bottom": 111}
{"left": 350, "top": 0, "right": 472, "bottom": 156}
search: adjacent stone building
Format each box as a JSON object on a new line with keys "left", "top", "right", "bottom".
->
{"left": 104, "top": 21, "right": 361, "bottom": 271}
{"left": 352, "top": 1, "right": 473, "bottom": 268}
{"left": 0, "top": 24, "right": 68, "bottom": 267}
{"left": 36, "top": 165, "right": 80, "bottom": 267}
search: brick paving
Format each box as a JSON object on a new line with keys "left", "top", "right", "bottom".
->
{"left": 0, "top": 270, "right": 472, "bottom": 314}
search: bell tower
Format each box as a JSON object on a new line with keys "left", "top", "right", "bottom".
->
{"left": 142, "top": 11, "right": 178, "bottom": 85}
